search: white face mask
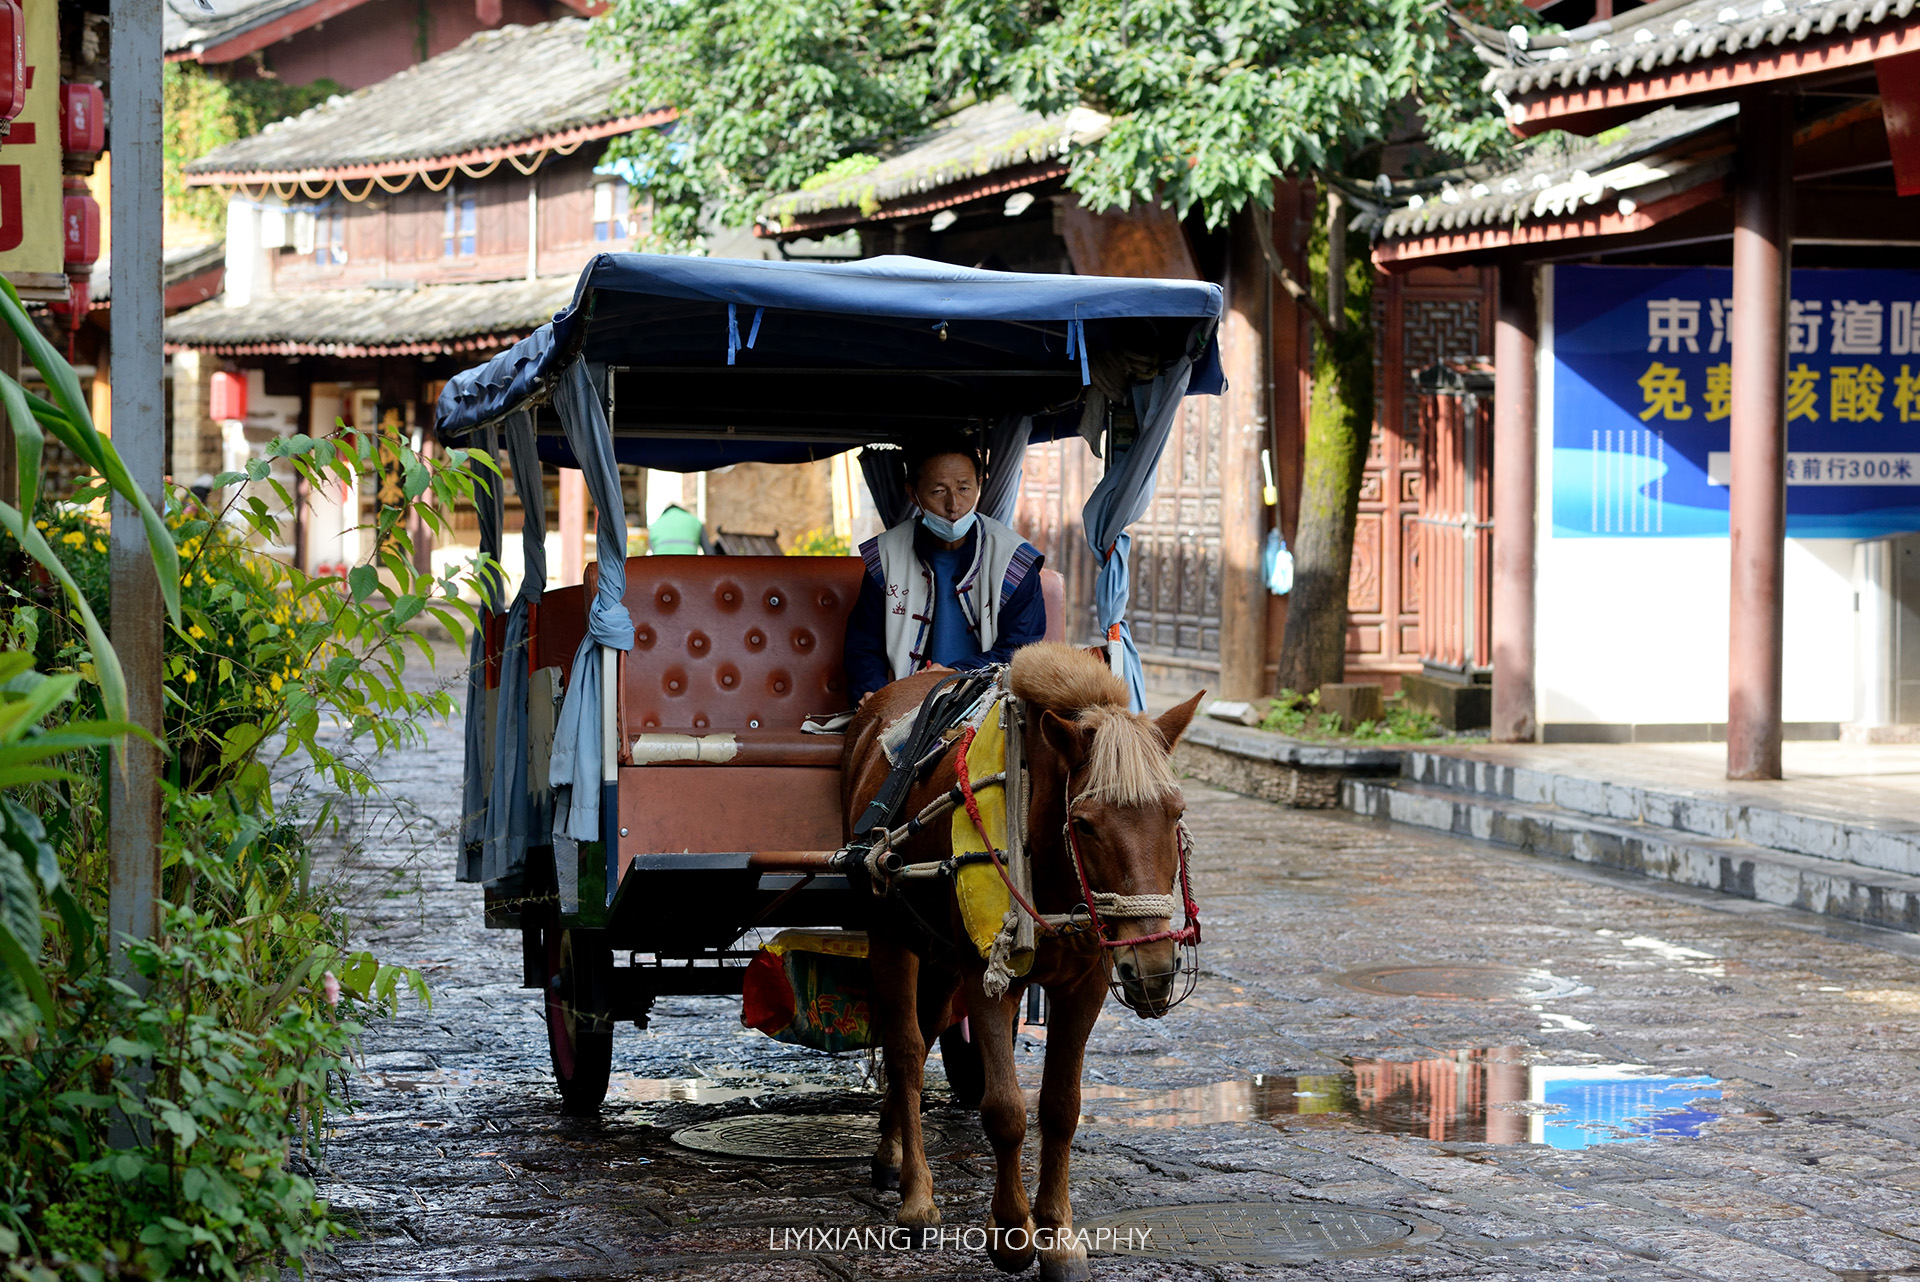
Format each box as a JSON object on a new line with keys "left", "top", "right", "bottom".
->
{"left": 919, "top": 510, "right": 978, "bottom": 542}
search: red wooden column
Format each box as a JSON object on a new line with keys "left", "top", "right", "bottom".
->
{"left": 1727, "top": 92, "right": 1795, "bottom": 780}
{"left": 1491, "top": 265, "right": 1538, "bottom": 743}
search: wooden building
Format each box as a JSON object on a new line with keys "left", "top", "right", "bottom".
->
{"left": 164, "top": 19, "right": 669, "bottom": 579}
{"left": 1375, "top": 0, "right": 1920, "bottom": 765}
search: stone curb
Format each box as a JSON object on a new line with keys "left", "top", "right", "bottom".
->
{"left": 1174, "top": 721, "right": 1403, "bottom": 809}
{"left": 1345, "top": 777, "right": 1920, "bottom": 935}
{"left": 1404, "top": 749, "right": 1920, "bottom": 879}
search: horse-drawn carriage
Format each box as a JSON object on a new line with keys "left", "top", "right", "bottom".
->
{"left": 441, "top": 253, "right": 1222, "bottom": 1278}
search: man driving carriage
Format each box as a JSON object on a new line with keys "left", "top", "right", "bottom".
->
{"left": 844, "top": 435, "right": 1048, "bottom": 708}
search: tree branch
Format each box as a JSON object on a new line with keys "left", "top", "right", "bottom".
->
{"left": 1250, "top": 205, "right": 1335, "bottom": 338}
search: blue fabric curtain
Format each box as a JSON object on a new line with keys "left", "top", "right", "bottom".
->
{"left": 480, "top": 410, "right": 548, "bottom": 885}
{"left": 549, "top": 361, "right": 633, "bottom": 847}
{"left": 1081, "top": 357, "right": 1194, "bottom": 711}
{"left": 979, "top": 414, "right": 1031, "bottom": 526}
{"left": 859, "top": 447, "right": 913, "bottom": 530}
{"left": 458, "top": 423, "right": 504, "bottom": 882}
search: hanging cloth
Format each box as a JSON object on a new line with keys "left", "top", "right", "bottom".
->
{"left": 458, "top": 421, "right": 503, "bottom": 882}
{"left": 1081, "top": 356, "right": 1194, "bottom": 711}
{"left": 549, "top": 362, "right": 634, "bottom": 863}
{"left": 480, "top": 409, "right": 548, "bottom": 885}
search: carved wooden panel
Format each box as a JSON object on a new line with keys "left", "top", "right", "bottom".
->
{"left": 1127, "top": 398, "right": 1223, "bottom": 664}
{"left": 1348, "top": 512, "right": 1382, "bottom": 613}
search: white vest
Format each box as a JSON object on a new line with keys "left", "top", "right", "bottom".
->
{"left": 861, "top": 514, "right": 1036, "bottom": 683}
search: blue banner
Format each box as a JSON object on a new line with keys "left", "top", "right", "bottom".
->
{"left": 1553, "top": 264, "right": 1920, "bottom": 538}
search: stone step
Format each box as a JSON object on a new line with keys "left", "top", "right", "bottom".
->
{"left": 1402, "top": 750, "right": 1920, "bottom": 880}
{"left": 1343, "top": 777, "right": 1920, "bottom": 935}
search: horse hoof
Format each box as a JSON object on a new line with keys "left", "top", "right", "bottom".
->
{"left": 1040, "top": 1249, "right": 1093, "bottom": 1282}
{"left": 871, "top": 1163, "right": 900, "bottom": 1191}
{"left": 989, "top": 1220, "right": 1038, "bottom": 1274}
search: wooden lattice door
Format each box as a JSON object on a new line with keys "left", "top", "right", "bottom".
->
{"left": 1348, "top": 267, "right": 1494, "bottom": 681}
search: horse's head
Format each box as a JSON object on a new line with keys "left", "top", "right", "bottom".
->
{"left": 1016, "top": 647, "right": 1205, "bottom": 1019}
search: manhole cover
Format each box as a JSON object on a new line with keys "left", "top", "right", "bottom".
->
{"left": 1080, "top": 1202, "right": 1438, "bottom": 1264}
{"left": 672, "top": 1113, "right": 945, "bottom": 1160}
{"left": 1334, "top": 964, "right": 1586, "bottom": 1002}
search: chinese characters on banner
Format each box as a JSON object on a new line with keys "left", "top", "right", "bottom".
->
{"left": 0, "top": 0, "right": 61, "bottom": 276}
{"left": 1554, "top": 265, "right": 1920, "bottom": 538}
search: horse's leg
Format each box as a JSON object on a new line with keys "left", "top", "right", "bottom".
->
{"left": 868, "top": 934, "right": 911, "bottom": 1192}
{"left": 965, "top": 976, "right": 1035, "bottom": 1274}
{"left": 1032, "top": 971, "right": 1107, "bottom": 1282}
{"left": 871, "top": 935, "right": 940, "bottom": 1230}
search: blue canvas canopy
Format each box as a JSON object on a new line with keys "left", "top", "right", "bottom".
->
{"left": 452, "top": 253, "right": 1226, "bottom": 888}
{"left": 435, "top": 253, "right": 1223, "bottom": 468}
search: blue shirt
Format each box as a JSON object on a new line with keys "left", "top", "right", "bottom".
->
{"left": 844, "top": 523, "right": 1048, "bottom": 705}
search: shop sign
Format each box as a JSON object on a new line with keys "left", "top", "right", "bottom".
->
{"left": 0, "top": 0, "right": 59, "bottom": 274}
{"left": 1553, "top": 264, "right": 1920, "bottom": 538}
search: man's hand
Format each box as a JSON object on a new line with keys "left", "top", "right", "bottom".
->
{"left": 858, "top": 690, "right": 873, "bottom": 710}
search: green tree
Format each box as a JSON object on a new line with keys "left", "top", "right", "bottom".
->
{"left": 594, "top": 0, "right": 1529, "bottom": 688}
{"left": 164, "top": 64, "right": 343, "bottom": 234}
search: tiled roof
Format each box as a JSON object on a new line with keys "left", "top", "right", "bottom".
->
{"left": 759, "top": 97, "right": 1110, "bottom": 227}
{"left": 93, "top": 242, "right": 228, "bottom": 303}
{"left": 1477, "top": 0, "right": 1919, "bottom": 99}
{"left": 163, "top": 275, "right": 577, "bottom": 355}
{"left": 165, "top": 0, "right": 326, "bottom": 55}
{"left": 183, "top": 20, "right": 655, "bottom": 180}
{"left": 1378, "top": 102, "right": 1735, "bottom": 241}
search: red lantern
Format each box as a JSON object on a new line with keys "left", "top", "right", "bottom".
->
{"left": 49, "top": 278, "right": 87, "bottom": 319}
{"left": 209, "top": 371, "right": 248, "bottom": 422}
{"left": 62, "top": 191, "right": 98, "bottom": 267}
{"left": 59, "top": 83, "right": 102, "bottom": 154}
{"left": 0, "top": 1, "right": 22, "bottom": 126}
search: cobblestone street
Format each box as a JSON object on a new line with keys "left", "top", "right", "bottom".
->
{"left": 305, "top": 696, "right": 1920, "bottom": 1282}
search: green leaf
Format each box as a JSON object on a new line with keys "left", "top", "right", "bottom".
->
{"left": 348, "top": 565, "right": 379, "bottom": 604}
{"left": 389, "top": 594, "right": 425, "bottom": 625}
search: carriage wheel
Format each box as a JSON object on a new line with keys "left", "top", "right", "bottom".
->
{"left": 543, "top": 925, "right": 614, "bottom": 1115}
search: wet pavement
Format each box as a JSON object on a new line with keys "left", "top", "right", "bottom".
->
{"left": 305, "top": 694, "right": 1920, "bottom": 1281}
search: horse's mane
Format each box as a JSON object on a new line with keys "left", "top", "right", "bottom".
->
{"left": 1008, "top": 643, "right": 1180, "bottom": 807}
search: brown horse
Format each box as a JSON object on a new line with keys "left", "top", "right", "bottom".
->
{"left": 841, "top": 643, "right": 1203, "bottom": 1281}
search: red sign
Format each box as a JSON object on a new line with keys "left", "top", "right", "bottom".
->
{"left": 58, "top": 81, "right": 99, "bottom": 153}
{"left": 0, "top": 1, "right": 22, "bottom": 124}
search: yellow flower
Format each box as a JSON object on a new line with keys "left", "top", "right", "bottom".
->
{"left": 61, "top": 531, "right": 84, "bottom": 546}
{"left": 92, "top": 540, "right": 106, "bottom": 553}
{"left": 269, "top": 674, "right": 283, "bottom": 692}
{"left": 181, "top": 669, "right": 198, "bottom": 684}
{"left": 34, "top": 520, "right": 46, "bottom": 530}
{"left": 187, "top": 625, "right": 206, "bottom": 640}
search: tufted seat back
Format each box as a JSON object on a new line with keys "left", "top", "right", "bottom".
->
{"left": 600, "top": 555, "right": 867, "bottom": 739}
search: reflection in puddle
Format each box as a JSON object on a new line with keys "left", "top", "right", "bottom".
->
{"left": 1076, "top": 1049, "right": 1720, "bottom": 1148}
{"left": 605, "top": 1070, "right": 843, "bottom": 1106}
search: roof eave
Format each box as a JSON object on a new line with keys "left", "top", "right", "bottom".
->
{"left": 1373, "top": 176, "right": 1726, "bottom": 267}
{"left": 759, "top": 161, "right": 1068, "bottom": 238}
{"left": 184, "top": 109, "right": 675, "bottom": 188}
{"left": 1502, "top": 15, "right": 1920, "bottom": 136}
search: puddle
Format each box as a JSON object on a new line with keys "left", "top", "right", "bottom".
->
{"left": 1075, "top": 1049, "right": 1720, "bottom": 1148}
{"left": 605, "top": 1070, "right": 847, "bottom": 1106}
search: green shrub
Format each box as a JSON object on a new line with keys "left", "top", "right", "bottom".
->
{"left": 1259, "top": 688, "right": 1448, "bottom": 743}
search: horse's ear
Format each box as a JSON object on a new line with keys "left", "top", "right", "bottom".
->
{"left": 1040, "top": 709, "right": 1089, "bottom": 766}
{"left": 1154, "top": 690, "right": 1206, "bottom": 751}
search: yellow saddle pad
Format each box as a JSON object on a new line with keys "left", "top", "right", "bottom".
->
{"left": 951, "top": 700, "right": 1033, "bottom": 976}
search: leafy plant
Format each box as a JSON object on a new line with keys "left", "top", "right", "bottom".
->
{"left": 164, "top": 64, "right": 344, "bottom": 234}
{"left": 786, "top": 526, "right": 852, "bottom": 556}
{"left": 1259, "top": 687, "right": 1448, "bottom": 743}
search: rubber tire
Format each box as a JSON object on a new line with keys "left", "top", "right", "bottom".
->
{"left": 939, "top": 1024, "right": 986, "bottom": 1110}
{"left": 544, "top": 925, "right": 614, "bottom": 1116}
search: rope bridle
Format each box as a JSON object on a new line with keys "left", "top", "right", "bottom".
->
{"left": 951, "top": 711, "right": 1203, "bottom": 952}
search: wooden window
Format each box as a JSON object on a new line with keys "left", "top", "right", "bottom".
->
{"left": 313, "top": 205, "right": 345, "bottom": 266}
{"left": 444, "top": 190, "right": 477, "bottom": 258}
{"left": 593, "top": 178, "right": 629, "bottom": 242}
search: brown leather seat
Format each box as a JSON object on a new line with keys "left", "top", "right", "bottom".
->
{"left": 605, "top": 555, "right": 867, "bottom": 742}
